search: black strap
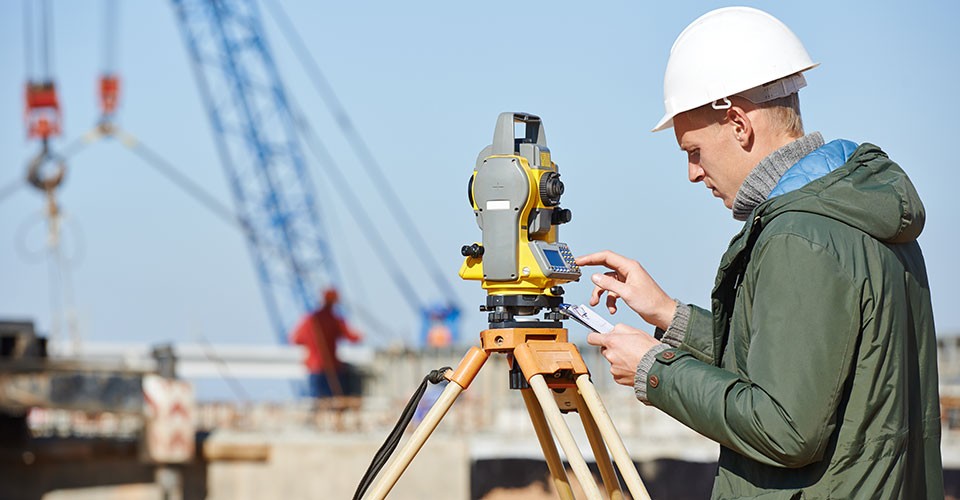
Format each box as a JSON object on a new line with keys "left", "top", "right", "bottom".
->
{"left": 353, "top": 367, "right": 451, "bottom": 500}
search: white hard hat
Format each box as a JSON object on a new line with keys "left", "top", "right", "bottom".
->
{"left": 652, "top": 7, "right": 818, "bottom": 132}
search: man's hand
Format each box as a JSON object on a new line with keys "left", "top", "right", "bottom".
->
{"left": 576, "top": 250, "right": 676, "bottom": 331}
{"left": 586, "top": 324, "right": 661, "bottom": 387}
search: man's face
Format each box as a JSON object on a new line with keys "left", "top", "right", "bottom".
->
{"left": 673, "top": 110, "right": 752, "bottom": 209}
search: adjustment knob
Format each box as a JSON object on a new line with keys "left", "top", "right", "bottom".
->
{"left": 461, "top": 243, "right": 484, "bottom": 258}
{"left": 539, "top": 172, "right": 564, "bottom": 207}
{"left": 551, "top": 208, "right": 572, "bottom": 225}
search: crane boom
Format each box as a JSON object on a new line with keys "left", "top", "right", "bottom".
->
{"left": 170, "top": 0, "right": 339, "bottom": 342}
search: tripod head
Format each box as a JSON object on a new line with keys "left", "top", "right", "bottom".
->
{"left": 459, "top": 112, "right": 580, "bottom": 327}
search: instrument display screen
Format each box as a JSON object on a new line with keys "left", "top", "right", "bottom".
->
{"left": 544, "top": 249, "right": 566, "bottom": 268}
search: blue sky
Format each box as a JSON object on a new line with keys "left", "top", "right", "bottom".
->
{"left": 1, "top": 1, "right": 958, "bottom": 379}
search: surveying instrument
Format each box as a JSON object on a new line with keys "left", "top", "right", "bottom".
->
{"left": 354, "top": 113, "right": 650, "bottom": 500}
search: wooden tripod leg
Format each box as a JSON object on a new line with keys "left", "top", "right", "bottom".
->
{"left": 521, "top": 389, "right": 575, "bottom": 500}
{"left": 575, "top": 393, "right": 624, "bottom": 500}
{"left": 363, "top": 347, "right": 488, "bottom": 500}
{"left": 575, "top": 375, "right": 651, "bottom": 500}
{"left": 528, "top": 374, "right": 603, "bottom": 500}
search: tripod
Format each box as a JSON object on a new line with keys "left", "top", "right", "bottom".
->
{"left": 361, "top": 318, "right": 651, "bottom": 500}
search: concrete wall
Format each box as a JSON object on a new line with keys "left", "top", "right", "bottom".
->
{"left": 205, "top": 430, "right": 470, "bottom": 500}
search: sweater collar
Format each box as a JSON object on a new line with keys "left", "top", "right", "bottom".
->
{"left": 731, "top": 132, "right": 824, "bottom": 221}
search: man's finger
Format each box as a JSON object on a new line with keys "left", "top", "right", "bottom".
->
{"left": 590, "top": 285, "right": 605, "bottom": 307}
{"left": 586, "top": 332, "right": 605, "bottom": 347}
{"left": 606, "top": 293, "right": 618, "bottom": 314}
{"left": 576, "top": 250, "right": 637, "bottom": 275}
{"left": 591, "top": 273, "right": 626, "bottom": 313}
{"left": 591, "top": 273, "right": 630, "bottom": 300}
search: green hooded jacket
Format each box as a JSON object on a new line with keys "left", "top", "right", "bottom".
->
{"left": 646, "top": 143, "right": 943, "bottom": 498}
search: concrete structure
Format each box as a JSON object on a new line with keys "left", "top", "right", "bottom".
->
{"left": 5, "top": 337, "right": 960, "bottom": 499}
{"left": 205, "top": 430, "right": 469, "bottom": 499}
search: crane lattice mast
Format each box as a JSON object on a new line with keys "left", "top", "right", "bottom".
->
{"left": 171, "top": 0, "right": 339, "bottom": 342}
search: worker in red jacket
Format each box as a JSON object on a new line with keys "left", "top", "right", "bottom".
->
{"left": 289, "top": 288, "right": 363, "bottom": 398}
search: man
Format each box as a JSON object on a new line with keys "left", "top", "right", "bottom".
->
{"left": 577, "top": 7, "right": 943, "bottom": 498}
{"left": 289, "top": 288, "right": 363, "bottom": 399}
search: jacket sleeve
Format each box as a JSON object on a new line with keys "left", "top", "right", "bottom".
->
{"left": 646, "top": 233, "right": 861, "bottom": 468}
{"left": 677, "top": 304, "right": 717, "bottom": 365}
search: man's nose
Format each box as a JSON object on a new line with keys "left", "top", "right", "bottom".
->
{"left": 688, "top": 162, "right": 705, "bottom": 183}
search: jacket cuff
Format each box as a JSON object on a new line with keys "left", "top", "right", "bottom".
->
{"left": 653, "top": 300, "right": 689, "bottom": 348}
{"left": 634, "top": 343, "right": 671, "bottom": 403}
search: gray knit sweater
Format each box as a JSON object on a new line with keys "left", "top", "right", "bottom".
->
{"left": 732, "top": 132, "right": 824, "bottom": 221}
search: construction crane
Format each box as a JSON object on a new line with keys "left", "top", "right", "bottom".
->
{"left": 169, "top": 0, "right": 461, "bottom": 345}
{"left": 170, "top": 0, "right": 340, "bottom": 343}
{"left": 8, "top": 0, "right": 460, "bottom": 352}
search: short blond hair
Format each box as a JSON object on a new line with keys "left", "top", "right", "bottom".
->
{"left": 755, "top": 92, "right": 804, "bottom": 138}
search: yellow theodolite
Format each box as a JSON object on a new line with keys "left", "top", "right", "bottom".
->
{"left": 355, "top": 112, "right": 650, "bottom": 500}
{"left": 459, "top": 112, "right": 580, "bottom": 322}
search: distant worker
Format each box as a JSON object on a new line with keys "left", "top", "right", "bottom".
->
{"left": 289, "top": 288, "right": 363, "bottom": 399}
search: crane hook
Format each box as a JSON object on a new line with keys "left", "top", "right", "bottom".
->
{"left": 26, "top": 140, "right": 67, "bottom": 193}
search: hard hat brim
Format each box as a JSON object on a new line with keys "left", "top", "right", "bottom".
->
{"left": 652, "top": 114, "right": 674, "bottom": 133}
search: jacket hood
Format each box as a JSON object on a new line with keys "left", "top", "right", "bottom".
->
{"left": 757, "top": 143, "right": 925, "bottom": 244}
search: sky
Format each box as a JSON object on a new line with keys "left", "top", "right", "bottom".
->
{"left": 1, "top": 1, "right": 959, "bottom": 398}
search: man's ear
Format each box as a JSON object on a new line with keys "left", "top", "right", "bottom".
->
{"left": 726, "top": 106, "right": 753, "bottom": 150}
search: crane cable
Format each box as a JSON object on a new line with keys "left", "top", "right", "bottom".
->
{"left": 39, "top": 0, "right": 52, "bottom": 81}
{"left": 23, "top": 0, "right": 33, "bottom": 80}
{"left": 98, "top": 0, "right": 120, "bottom": 125}
{"left": 102, "top": 0, "right": 118, "bottom": 74}
{"left": 47, "top": 218, "right": 82, "bottom": 354}
{"left": 22, "top": 0, "right": 79, "bottom": 352}
{"left": 0, "top": 179, "right": 23, "bottom": 207}
{"left": 34, "top": 0, "right": 245, "bottom": 237}
{"left": 303, "top": 141, "right": 373, "bottom": 329}
{"left": 290, "top": 96, "right": 427, "bottom": 316}
{"left": 23, "top": 0, "right": 54, "bottom": 81}
{"left": 120, "top": 131, "right": 244, "bottom": 231}
{"left": 59, "top": 125, "right": 259, "bottom": 239}
{"left": 262, "top": 1, "right": 462, "bottom": 311}
{"left": 16, "top": 0, "right": 253, "bottom": 350}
